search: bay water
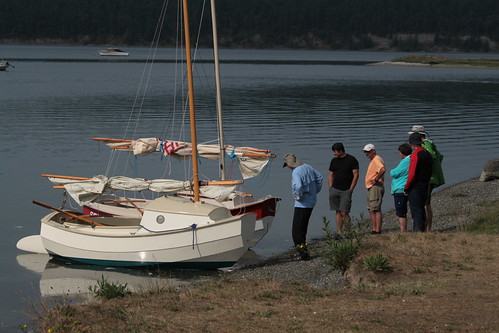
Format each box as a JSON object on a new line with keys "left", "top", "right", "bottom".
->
{"left": 1, "top": 45, "right": 499, "bottom": 330}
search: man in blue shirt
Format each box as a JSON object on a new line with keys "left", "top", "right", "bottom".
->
{"left": 283, "top": 153, "right": 323, "bottom": 260}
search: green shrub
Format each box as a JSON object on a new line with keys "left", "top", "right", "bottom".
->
{"left": 326, "top": 239, "right": 360, "bottom": 272}
{"left": 89, "top": 275, "right": 131, "bottom": 300}
{"left": 363, "top": 254, "right": 392, "bottom": 273}
{"left": 322, "top": 217, "right": 367, "bottom": 272}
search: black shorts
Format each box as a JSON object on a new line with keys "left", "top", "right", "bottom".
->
{"left": 393, "top": 193, "right": 408, "bottom": 218}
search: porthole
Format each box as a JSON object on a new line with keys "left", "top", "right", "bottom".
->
{"left": 156, "top": 215, "right": 165, "bottom": 224}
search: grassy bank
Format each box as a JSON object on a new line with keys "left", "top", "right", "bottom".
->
{"left": 391, "top": 55, "right": 499, "bottom": 67}
{"left": 31, "top": 199, "right": 499, "bottom": 333}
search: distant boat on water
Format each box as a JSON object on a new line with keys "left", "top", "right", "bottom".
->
{"left": 99, "top": 48, "right": 129, "bottom": 56}
{"left": 0, "top": 61, "right": 14, "bottom": 71}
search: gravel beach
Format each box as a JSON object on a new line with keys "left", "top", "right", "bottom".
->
{"left": 228, "top": 177, "right": 499, "bottom": 288}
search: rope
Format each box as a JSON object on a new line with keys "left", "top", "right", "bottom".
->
{"left": 59, "top": 191, "right": 68, "bottom": 210}
{"left": 191, "top": 223, "right": 197, "bottom": 249}
{"left": 140, "top": 223, "right": 198, "bottom": 237}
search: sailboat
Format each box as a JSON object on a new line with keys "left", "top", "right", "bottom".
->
{"left": 16, "top": 0, "right": 262, "bottom": 269}
{"left": 39, "top": 0, "right": 280, "bottom": 247}
{"left": 65, "top": 138, "right": 279, "bottom": 246}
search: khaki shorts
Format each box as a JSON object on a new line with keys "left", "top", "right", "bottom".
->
{"left": 367, "top": 184, "right": 384, "bottom": 211}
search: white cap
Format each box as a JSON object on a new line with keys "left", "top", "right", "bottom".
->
{"left": 363, "top": 143, "right": 376, "bottom": 152}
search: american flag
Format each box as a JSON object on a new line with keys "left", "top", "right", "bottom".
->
{"left": 160, "top": 140, "right": 180, "bottom": 156}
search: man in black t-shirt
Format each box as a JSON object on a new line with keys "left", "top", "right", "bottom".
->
{"left": 328, "top": 143, "right": 359, "bottom": 235}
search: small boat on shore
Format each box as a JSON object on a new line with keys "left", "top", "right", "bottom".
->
{"left": 99, "top": 48, "right": 129, "bottom": 56}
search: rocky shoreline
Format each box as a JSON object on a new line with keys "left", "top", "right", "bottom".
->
{"left": 227, "top": 177, "right": 499, "bottom": 288}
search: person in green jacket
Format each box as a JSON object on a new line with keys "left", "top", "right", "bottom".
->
{"left": 408, "top": 125, "right": 445, "bottom": 231}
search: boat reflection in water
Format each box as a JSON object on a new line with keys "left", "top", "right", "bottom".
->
{"left": 16, "top": 254, "right": 222, "bottom": 302}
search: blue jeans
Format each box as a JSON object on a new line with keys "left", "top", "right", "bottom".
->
{"left": 408, "top": 187, "right": 427, "bottom": 232}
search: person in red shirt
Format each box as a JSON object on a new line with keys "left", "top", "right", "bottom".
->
{"left": 404, "top": 133, "right": 433, "bottom": 232}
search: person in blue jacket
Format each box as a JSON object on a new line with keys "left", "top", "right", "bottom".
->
{"left": 390, "top": 143, "right": 412, "bottom": 232}
{"left": 283, "top": 153, "right": 323, "bottom": 260}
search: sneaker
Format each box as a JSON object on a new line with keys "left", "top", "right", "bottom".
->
{"left": 296, "top": 243, "right": 310, "bottom": 260}
{"left": 300, "top": 252, "right": 311, "bottom": 261}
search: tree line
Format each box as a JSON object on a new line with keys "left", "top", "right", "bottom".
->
{"left": 1, "top": 0, "right": 499, "bottom": 52}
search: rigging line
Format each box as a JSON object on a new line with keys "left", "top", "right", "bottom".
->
{"left": 157, "top": 0, "right": 182, "bottom": 143}
{"left": 175, "top": 0, "right": 191, "bottom": 182}
{"left": 193, "top": 0, "right": 219, "bottom": 113}
{"left": 190, "top": 0, "right": 207, "bottom": 64}
{"left": 157, "top": 0, "right": 191, "bottom": 180}
{"left": 131, "top": 0, "right": 170, "bottom": 141}
{"left": 106, "top": 0, "right": 171, "bottom": 178}
{"left": 163, "top": 0, "right": 204, "bottom": 146}
{"left": 192, "top": 1, "right": 226, "bottom": 159}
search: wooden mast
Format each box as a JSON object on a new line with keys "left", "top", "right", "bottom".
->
{"left": 182, "top": 0, "right": 200, "bottom": 202}
{"left": 210, "top": 0, "right": 226, "bottom": 180}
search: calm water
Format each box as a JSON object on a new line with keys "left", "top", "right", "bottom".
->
{"left": 2, "top": 45, "right": 499, "bottom": 330}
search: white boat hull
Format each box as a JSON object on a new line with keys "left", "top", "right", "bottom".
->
{"left": 20, "top": 196, "right": 257, "bottom": 269}
{"left": 39, "top": 213, "right": 255, "bottom": 268}
{"left": 84, "top": 195, "right": 279, "bottom": 247}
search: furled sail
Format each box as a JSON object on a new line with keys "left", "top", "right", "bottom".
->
{"left": 47, "top": 175, "right": 236, "bottom": 205}
{"left": 94, "top": 137, "right": 275, "bottom": 179}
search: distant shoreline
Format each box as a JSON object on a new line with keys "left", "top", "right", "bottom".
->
{"left": 371, "top": 61, "right": 499, "bottom": 69}
{"left": 372, "top": 55, "right": 499, "bottom": 69}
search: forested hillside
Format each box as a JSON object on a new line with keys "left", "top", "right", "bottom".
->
{"left": 1, "top": 0, "right": 499, "bottom": 51}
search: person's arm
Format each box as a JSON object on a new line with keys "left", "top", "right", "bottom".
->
{"left": 328, "top": 171, "right": 334, "bottom": 188}
{"left": 316, "top": 169, "right": 324, "bottom": 193}
{"left": 390, "top": 157, "right": 410, "bottom": 179}
{"left": 390, "top": 159, "right": 406, "bottom": 178}
{"left": 404, "top": 153, "right": 418, "bottom": 193}
{"left": 350, "top": 169, "right": 359, "bottom": 191}
{"left": 291, "top": 171, "right": 303, "bottom": 201}
{"left": 374, "top": 166, "right": 386, "bottom": 183}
